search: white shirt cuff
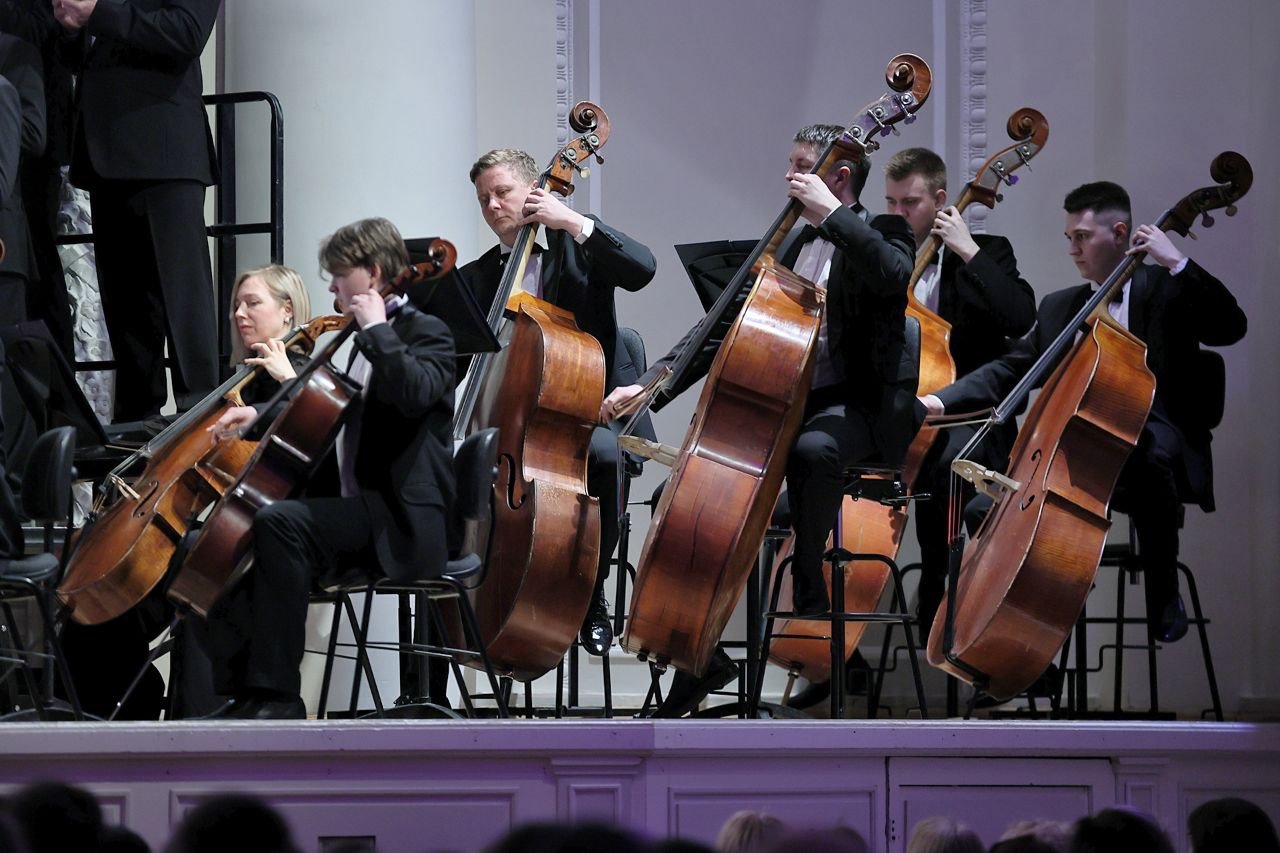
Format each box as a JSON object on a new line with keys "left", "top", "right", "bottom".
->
{"left": 574, "top": 217, "right": 595, "bottom": 244}
{"left": 1170, "top": 257, "right": 1189, "bottom": 276}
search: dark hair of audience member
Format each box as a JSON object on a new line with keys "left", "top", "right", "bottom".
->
{"left": 1069, "top": 808, "right": 1173, "bottom": 853}
{"left": 1188, "top": 797, "right": 1280, "bottom": 853}
{"left": 765, "top": 825, "right": 869, "bottom": 853}
{"left": 99, "top": 823, "right": 151, "bottom": 853}
{"left": 483, "top": 821, "right": 649, "bottom": 853}
{"left": 716, "top": 810, "right": 785, "bottom": 853}
{"left": 163, "top": 794, "right": 300, "bottom": 853}
{"left": 9, "top": 780, "right": 104, "bottom": 853}
{"left": 906, "top": 816, "right": 984, "bottom": 853}
{"left": 0, "top": 809, "right": 31, "bottom": 853}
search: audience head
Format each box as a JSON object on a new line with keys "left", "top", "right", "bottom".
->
{"left": 229, "top": 264, "right": 311, "bottom": 363}
{"left": 99, "top": 823, "right": 152, "bottom": 853}
{"left": 788, "top": 123, "right": 871, "bottom": 205}
{"left": 1069, "top": 807, "right": 1172, "bottom": 853}
{"left": 905, "top": 815, "right": 984, "bottom": 853}
{"left": 1188, "top": 796, "right": 1280, "bottom": 853}
{"left": 995, "top": 818, "right": 1071, "bottom": 853}
{"left": 990, "top": 837, "right": 1062, "bottom": 853}
{"left": 484, "top": 821, "right": 649, "bottom": 853}
{"left": 470, "top": 148, "right": 540, "bottom": 246}
{"left": 9, "top": 780, "right": 103, "bottom": 853}
{"left": 715, "top": 810, "right": 785, "bottom": 853}
{"left": 164, "top": 793, "right": 300, "bottom": 853}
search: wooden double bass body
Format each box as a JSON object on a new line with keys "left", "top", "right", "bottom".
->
{"left": 765, "top": 108, "right": 1050, "bottom": 681}
{"left": 622, "top": 56, "right": 933, "bottom": 677}
{"left": 166, "top": 248, "right": 457, "bottom": 617}
{"left": 927, "top": 152, "right": 1252, "bottom": 700}
{"left": 453, "top": 103, "right": 610, "bottom": 681}
{"left": 56, "top": 316, "right": 345, "bottom": 625}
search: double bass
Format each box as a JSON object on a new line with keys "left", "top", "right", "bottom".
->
{"left": 451, "top": 103, "right": 609, "bottom": 681}
{"left": 621, "top": 55, "right": 932, "bottom": 678}
{"left": 57, "top": 314, "right": 346, "bottom": 625}
{"left": 166, "top": 244, "right": 457, "bottom": 616}
{"left": 927, "top": 152, "right": 1251, "bottom": 700}
{"left": 764, "top": 108, "right": 1049, "bottom": 684}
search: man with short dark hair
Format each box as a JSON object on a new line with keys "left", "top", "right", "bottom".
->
{"left": 460, "top": 146, "right": 657, "bottom": 656}
{"left": 923, "top": 180, "right": 1247, "bottom": 643}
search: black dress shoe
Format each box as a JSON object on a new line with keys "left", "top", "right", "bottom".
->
{"left": 1153, "top": 594, "right": 1189, "bottom": 643}
{"left": 578, "top": 589, "right": 613, "bottom": 656}
{"left": 653, "top": 649, "right": 738, "bottom": 718}
{"left": 205, "top": 694, "right": 307, "bottom": 720}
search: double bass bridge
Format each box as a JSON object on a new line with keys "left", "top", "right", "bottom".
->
{"left": 951, "top": 458, "right": 1021, "bottom": 502}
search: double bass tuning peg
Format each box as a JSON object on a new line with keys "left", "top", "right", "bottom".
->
{"left": 1201, "top": 212, "right": 1215, "bottom": 228}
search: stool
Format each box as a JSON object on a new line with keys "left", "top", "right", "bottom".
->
{"left": 754, "top": 466, "right": 928, "bottom": 719}
{"left": 1060, "top": 515, "right": 1223, "bottom": 720}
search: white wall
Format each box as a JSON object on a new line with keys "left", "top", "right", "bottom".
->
{"left": 215, "top": 0, "right": 1279, "bottom": 717}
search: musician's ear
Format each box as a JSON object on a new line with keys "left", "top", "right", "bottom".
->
{"left": 368, "top": 264, "right": 382, "bottom": 286}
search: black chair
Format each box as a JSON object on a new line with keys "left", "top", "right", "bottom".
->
{"left": 0, "top": 426, "right": 84, "bottom": 720}
{"left": 1058, "top": 349, "right": 1225, "bottom": 721}
{"left": 561, "top": 326, "right": 650, "bottom": 718}
{"left": 314, "top": 427, "right": 509, "bottom": 718}
{"left": 752, "top": 318, "right": 929, "bottom": 720}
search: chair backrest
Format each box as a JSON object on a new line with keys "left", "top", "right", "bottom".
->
{"left": 618, "top": 326, "right": 648, "bottom": 376}
{"left": 453, "top": 427, "right": 499, "bottom": 524}
{"left": 904, "top": 314, "right": 921, "bottom": 373}
{"left": 1195, "top": 348, "right": 1226, "bottom": 432}
{"left": 19, "top": 426, "right": 76, "bottom": 522}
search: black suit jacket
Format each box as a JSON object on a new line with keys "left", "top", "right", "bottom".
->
{"left": 935, "top": 233, "right": 1036, "bottom": 377}
{"left": 65, "top": 0, "right": 219, "bottom": 187}
{"left": 644, "top": 205, "right": 920, "bottom": 465}
{"left": 0, "top": 33, "right": 45, "bottom": 280}
{"left": 251, "top": 307, "right": 457, "bottom": 582}
{"left": 937, "top": 259, "right": 1246, "bottom": 509}
{"left": 349, "top": 306, "right": 456, "bottom": 581}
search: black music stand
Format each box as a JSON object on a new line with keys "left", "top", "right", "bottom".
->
{"left": 674, "top": 240, "right": 756, "bottom": 313}
{"left": 404, "top": 239, "right": 500, "bottom": 357}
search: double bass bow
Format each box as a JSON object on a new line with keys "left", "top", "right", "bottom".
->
{"left": 166, "top": 243, "right": 457, "bottom": 616}
{"left": 763, "top": 108, "right": 1050, "bottom": 684}
{"left": 57, "top": 314, "right": 346, "bottom": 626}
{"left": 620, "top": 55, "right": 932, "bottom": 678}
{"left": 451, "top": 102, "right": 609, "bottom": 681}
{"left": 928, "top": 152, "right": 1252, "bottom": 700}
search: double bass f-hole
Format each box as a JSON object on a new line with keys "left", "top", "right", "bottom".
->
{"left": 1018, "top": 449, "right": 1042, "bottom": 511}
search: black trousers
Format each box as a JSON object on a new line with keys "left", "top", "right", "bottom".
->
{"left": 1111, "top": 417, "right": 1184, "bottom": 618}
{"left": 90, "top": 178, "right": 217, "bottom": 421}
{"left": 912, "top": 421, "right": 1013, "bottom": 637}
{"left": 784, "top": 390, "right": 877, "bottom": 592}
{"left": 206, "top": 495, "right": 448, "bottom": 698}
{"left": 587, "top": 423, "right": 626, "bottom": 588}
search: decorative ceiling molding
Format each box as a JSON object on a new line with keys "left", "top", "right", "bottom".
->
{"left": 960, "top": 0, "right": 989, "bottom": 232}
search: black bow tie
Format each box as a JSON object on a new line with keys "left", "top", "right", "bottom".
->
{"left": 499, "top": 244, "right": 544, "bottom": 266}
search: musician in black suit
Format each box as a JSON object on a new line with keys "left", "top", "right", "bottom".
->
{"left": 0, "top": 31, "right": 44, "bottom": 326}
{"left": 204, "top": 218, "right": 456, "bottom": 719}
{"left": 603, "top": 124, "right": 919, "bottom": 714}
{"left": 53, "top": 0, "right": 221, "bottom": 421}
{"left": 923, "top": 181, "right": 1247, "bottom": 643}
{"left": 884, "top": 147, "right": 1036, "bottom": 642}
{"left": 460, "top": 147, "right": 657, "bottom": 656}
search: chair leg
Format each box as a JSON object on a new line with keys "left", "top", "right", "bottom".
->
{"left": 107, "top": 615, "right": 181, "bottom": 722}
{"left": 1181, "top": 562, "right": 1224, "bottom": 721}
{"left": 317, "top": 595, "right": 345, "bottom": 719}
{"left": 750, "top": 553, "right": 790, "bottom": 717}
{"left": 423, "top": 597, "right": 478, "bottom": 718}
{"left": 885, "top": 557, "right": 928, "bottom": 719}
{"left": 601, "top": 648, "right": 613, "bottom": 719}
{"left": 0, "top": 600, "right": 46, "bottom": 721}
{"left": 342, "top": 591, "right": 384, "bottom": 717}
{"left": 449, "top": 583, "right": 508, "bottom": 718}
{"left": 1114, "top": 572, "right": 1127, "bottom": 714}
